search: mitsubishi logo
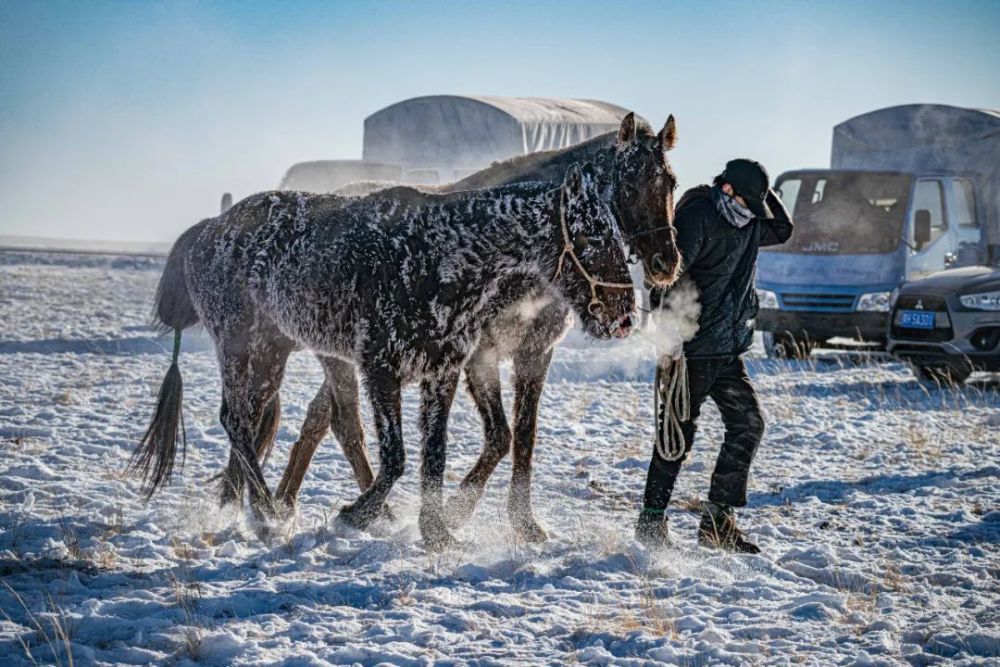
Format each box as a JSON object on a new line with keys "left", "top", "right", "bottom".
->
{"left": 915, "top": 300, "right": 924, "bottom": 310}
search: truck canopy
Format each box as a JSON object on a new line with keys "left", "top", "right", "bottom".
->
{"left": 831, "top": 104, "right": 1000, "bottom": 252}
{"left": 362, "top": 95, "right": 635, "bottom": 173}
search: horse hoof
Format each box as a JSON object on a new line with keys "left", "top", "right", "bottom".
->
{"left": 419, "top": 514, "right": 458, "bottom": 552}
{"left": 376, "top": 503, "right": 396, "bottom": 523}
{"left": 219, "top": 483, "right": 241, "bottom": 509}
{"left": 512, "top": 515, "right": 549, "bottom": 543}
{"left": 443, "top": 488, "right": 479, "bottom": 529}
{"left": 337, "top": 502, "right": 375, "bottom": 530}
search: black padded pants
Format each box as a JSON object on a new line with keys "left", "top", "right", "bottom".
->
{"left": 643, "top": 355, "right": 765, "bottom": 510}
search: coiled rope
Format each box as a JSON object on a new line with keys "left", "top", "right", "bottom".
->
{"left": 654, "top": 352, "right": 689, "bottom": 461}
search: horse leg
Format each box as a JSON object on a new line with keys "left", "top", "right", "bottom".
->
{"left": 337, "top": 373, "right": 404, "bottom": 530}
{"left": 254, "top": 394, "right": 281, "bottom": 466}
{"left": 321, "top": 357, "right": 376, "bottom": 493}
{"left": 507, "top": 346, "right": 554, "bottom": 543}
{"left": 217, "top": 331, "right": 293, "bottom": 530}
{"left": 274, "top": 382, "right": 331, "bottom": 511}
{"left": 445, "top": 346, "right": 511, "bottom": 528}
{"left": 219, "top": 397, "right": 245, "bottom": 508}
{"left": 418, "top": 369, "right": 461, "bottom": 551}
{"left": 275, "top": 357, "right": 384, "bottom": 515}
{"left": 220, "top": 393, "right": 280, "bottom": 508}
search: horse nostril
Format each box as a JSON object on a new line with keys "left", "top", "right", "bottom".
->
{"left": 652, "top": 254, "right": 667, "bottom": 273}
{"left": 621, "top": 315, "right": 632, "bottom": 330}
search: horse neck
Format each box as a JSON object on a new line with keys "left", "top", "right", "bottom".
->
{"left": 445, "top": 185, "right": 561, "bottom": 277}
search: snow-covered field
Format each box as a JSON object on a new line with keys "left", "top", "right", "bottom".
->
{"left": 1, "top": 249, "right": 998, "bottom": 666}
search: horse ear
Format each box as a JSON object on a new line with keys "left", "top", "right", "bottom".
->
{"left": 617, "top": 112, "right": 637, "bottom": 144}
{"left": 564, "top": 163, "right": 583, "bottom": 196}
{"left": 659, "top": 114, "right": 678, "bottom": 151}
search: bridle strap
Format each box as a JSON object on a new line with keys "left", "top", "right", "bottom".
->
{"left": 552, "top": 185, "right": 633, "bottom": 315}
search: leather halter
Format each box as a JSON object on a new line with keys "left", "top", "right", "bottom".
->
{"left": 552, "top": 184, "right": 634, "bottom": 317}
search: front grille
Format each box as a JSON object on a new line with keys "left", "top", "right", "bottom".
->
{"left": 891, "top": 294, "right": 953, "bottom": 342}
{"left": 895, "top": 295, "right": 948, "bottom": 312}
{"left": 780, "top": 292, "right": 856, "bottom": 312}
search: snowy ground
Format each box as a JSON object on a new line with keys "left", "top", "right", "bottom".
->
{"left": 1, "top": 249, "right": 998, "bottom": 666}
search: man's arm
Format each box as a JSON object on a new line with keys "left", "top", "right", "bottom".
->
{"left": 759, "top": 188, "right": 794, "bottom": 247}
{"left": 673, "top": 205, "right": 705, "bottom": 273}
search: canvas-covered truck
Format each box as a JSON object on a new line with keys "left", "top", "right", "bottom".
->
{"left": 220, "top": 95, "right": 636, "bottom": 210}
{"left": 756, "top": 104, "right": 1000, "bottom": 358}
{"left": 279, "top": 95, "right": 634, "bottom": 193}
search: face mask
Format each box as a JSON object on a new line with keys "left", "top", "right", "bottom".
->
{"left": 712, "top": 185, "right": 754, "bottom": 229}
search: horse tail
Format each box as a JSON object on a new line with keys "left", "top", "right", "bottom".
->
{"left": 129, "top": 220, "right": 207, "bottom": 498}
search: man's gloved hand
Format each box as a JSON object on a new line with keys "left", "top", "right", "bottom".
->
{"left": 764, "top": 187, "right": 791, "bottom": 222}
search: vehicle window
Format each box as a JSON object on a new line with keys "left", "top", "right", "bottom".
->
{"left": 775, "top": 178, "right": 801, "bottom": 218}
{"left": 811, "top": 179, "right": 826, "bottom": 204}
{"left": 764, "top": 172, "right": 912, "bottom": 255}
{"left": 913, "top": 179, "right": 946, "bottom": 243}
{"left": 953, "top": 179, "right": 978, "bottom": 228}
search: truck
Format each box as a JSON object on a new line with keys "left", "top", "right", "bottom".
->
{"left": 220, "top": 95, "right": 635, "bottom": 210}
{"left": 282, "top": 95, "right": 633, "bottom": 192}
{"left": 755, "top": 104, "right": 1000, "bottom": 359}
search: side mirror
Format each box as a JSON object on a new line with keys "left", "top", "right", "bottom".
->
{"left": 914, "top": 209, "right": 932, "bottom": 249}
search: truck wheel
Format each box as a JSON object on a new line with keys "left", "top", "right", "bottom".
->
{"left": 763, "top": 332, "right": 814, "bottom": 359}
{"left": 910, "top": 362, "right": 972, "bottom": 386}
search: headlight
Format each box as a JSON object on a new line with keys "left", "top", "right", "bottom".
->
{"left": 857, "top": 291, "right": 892, "bottom": 312}
{"left": 756, "top": 289, "right": 778, "bottom": 309}
{"left": 959, "top": 290, "right": 1000, "bottom": 311}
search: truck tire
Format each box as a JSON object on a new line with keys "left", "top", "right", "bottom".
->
{"left": 763, "top": 332, "right": 816, "bottom": 359}
{"left": 910, "top": 362, "right": 972, "bottom": 386}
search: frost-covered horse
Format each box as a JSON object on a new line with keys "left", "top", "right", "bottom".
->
{"left": 273, "top": 113, "right": 681, "bottom": 541}
{"left": 131, "top": 162, "right": 635, "bottom": 548}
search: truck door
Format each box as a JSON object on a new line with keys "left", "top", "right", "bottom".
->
{"left": 945, "top": 177, "right": 982, "bottom": 266}
{"left": 906, "top": 178, "right": 953, "bottom": 279}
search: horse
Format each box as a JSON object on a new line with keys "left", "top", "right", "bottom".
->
{"left": 130, "top": 161, "right": 636, "bottom": 549}
{"left": 270, "top": 113, "right": 681, "bottom": 541}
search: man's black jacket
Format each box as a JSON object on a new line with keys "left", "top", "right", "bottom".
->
{"left": 652, "top": 185, "right": 793, "bottom": 358}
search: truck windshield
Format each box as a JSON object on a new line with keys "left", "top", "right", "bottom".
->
{"left": 766, "top": 172, "right": 913, "bottom": 255}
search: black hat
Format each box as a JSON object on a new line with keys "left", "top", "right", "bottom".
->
{"left": 722, "top": 159, "right": 771, "bottom": 218}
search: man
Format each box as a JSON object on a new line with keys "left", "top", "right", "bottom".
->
{"left": 636, "top": 158, "right": 793, "bottom": 553}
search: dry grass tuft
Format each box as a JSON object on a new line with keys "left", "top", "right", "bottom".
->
{"left": 0, "top": 580, "right": 75, "bottom": 667}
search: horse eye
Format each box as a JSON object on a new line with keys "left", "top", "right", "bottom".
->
{"left": 573, "top": 234, "right": 589, "bottom": 253}
{"left": 587, "top": 236, "right": 605, "bottom": 248}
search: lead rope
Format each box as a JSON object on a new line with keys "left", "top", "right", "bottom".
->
{"left": 655, "top": 353, "right": 689, "bottom": 461}
{"left": 651, "top": 296, "right": 690, "bottom": 461}
{"left": 552, "top": 184, "right": 634, "bottom": 315}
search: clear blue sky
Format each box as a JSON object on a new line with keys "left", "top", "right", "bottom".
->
{"left": 1, "top": 0, "right": 998, "bottom": 242}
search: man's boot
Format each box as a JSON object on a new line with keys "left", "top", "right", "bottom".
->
{"left": 698, "top": 501, "right": 760, "bottom": 554}
{"left": 635, "top": 508, "right": 671, "bottom": 548}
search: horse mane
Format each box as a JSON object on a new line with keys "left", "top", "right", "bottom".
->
{"left": 442, "top": 117, "right": 655, "bottom": 192}
{"left": 444, "top": 132, "right": 616, "bottom": 192}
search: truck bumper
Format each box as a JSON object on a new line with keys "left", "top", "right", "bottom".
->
{"left": 756, "top": 309, "right": 888, "bottom": 342}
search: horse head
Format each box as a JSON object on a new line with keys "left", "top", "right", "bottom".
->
{"left": 612, "top": 112, "right": 682, "bottom": 288}
{"left": 553, "top": 163, "right": 636, "bottom": 340}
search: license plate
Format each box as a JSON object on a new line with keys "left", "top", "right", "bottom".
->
{"left": 900, "top": 310, "right": 935, "bottom": 329}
